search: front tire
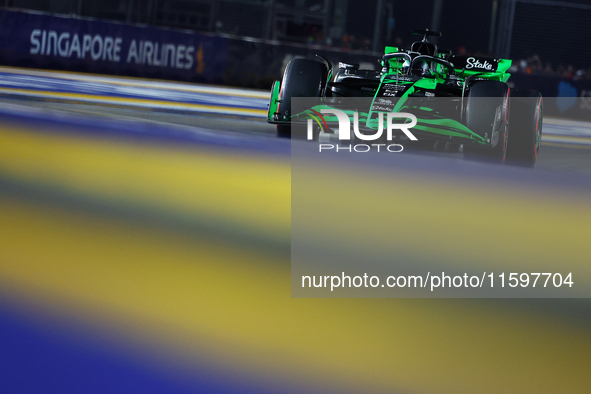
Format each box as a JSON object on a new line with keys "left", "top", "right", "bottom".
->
{"left": 275, "top": 58, "right": 329, "bottom": 138}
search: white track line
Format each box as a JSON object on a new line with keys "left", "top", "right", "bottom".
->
{"left": 0, "top": 66, "right": 270, "bottom": 99}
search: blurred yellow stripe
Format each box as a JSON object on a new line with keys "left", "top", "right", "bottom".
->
{"left": 0, "top": 125, "right": 289, "bottom": 241}
{"left": 0, "top": 195, "right": 590, "bottom": 393}
{"left": 293, "top": 162, "right": 591, "bottom": 284}
{"left": 542, "top": 135, "right": 591, "bottom": 146}
{"left": 0, "top": 124, "right": 590, "bottom": 393}
{"left": 543, "top": 141, "right": 591, "bottom": 149}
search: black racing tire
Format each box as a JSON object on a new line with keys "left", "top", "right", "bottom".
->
{"left": 463, "top": 80, "right": 510, "bottom": 164}
{"left": 505, "top": 89, "right": 543, "bottom": 167}
{"left": 275, "top": 58, "right": 329, "bottom": 139}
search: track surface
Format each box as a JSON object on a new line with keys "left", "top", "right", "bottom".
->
{"left": 1, "top": 64, "right": 590, "bottom": 173}
{"left": 2, "top": 96, "right": 591, "bottom": 173}
{"left": 1, "top": 67, "right": 591, "bottom": 394}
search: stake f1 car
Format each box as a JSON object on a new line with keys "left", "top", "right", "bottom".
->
{"left": 267, "top": 29, "right": 543, "bottom": 166}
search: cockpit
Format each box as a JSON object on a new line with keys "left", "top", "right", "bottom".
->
{"left": 383, "top": 29, "right": 455, "bottom": 79}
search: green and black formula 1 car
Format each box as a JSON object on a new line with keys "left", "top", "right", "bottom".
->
{"left": 267, "top": 29, "right": 543, "bottom": 166}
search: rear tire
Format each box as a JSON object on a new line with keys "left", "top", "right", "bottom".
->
{"left": 275, "top": 58, "right": 329, "bottom": 138}
{"left": 506, "top": 89, "right": 543, "bottom": 167}
{"left": 463, "top": 81, "right": 510, "bottom": 164}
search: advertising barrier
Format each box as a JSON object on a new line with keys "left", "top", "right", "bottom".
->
{"left": 0, "top": 9, "right": 379, "bottom": 89}
{"left": 1, "top": 9, "right": 590, "bottom": 121}
{"left": 0, "top": 9, "right": 227, "bottom": 83}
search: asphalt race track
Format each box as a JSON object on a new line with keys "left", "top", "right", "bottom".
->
{"left": 1, "top": 66, "right": 590, "bottom": 393}
{"left": 1, "top": 65, "right": 591, "bottom": 170}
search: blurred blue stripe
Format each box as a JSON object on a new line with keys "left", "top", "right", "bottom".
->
{"left": 0, "top": 72, "right": 267, "bottom": 110}
{"left": 0, "top": 104, "right": 289, "bottom": 156}
{"left": 0, "top": 302, "right": 287, "bottom": 394}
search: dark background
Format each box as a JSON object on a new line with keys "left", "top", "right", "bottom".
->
{"left": 2, "top": 0, "right": 591, "bottom": 70}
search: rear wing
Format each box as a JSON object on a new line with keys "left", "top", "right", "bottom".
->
{"left": 382, "top": 47, "right": 511, "bottom": 82}
{"left": 448, "top": 55, "right": 512, "bottom": 81}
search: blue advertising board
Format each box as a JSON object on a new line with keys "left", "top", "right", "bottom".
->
{"left": 0, "top": 9, "right": 227, "bottom": 83}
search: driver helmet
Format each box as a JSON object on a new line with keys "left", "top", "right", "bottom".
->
{"left": 400, "top": 59, "right": 410, "bottom": 74}
{"left": 411, "top": 60, "right": 431, "bottom": 76}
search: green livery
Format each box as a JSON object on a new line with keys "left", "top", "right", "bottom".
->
{"left": 267, "top": 29, "right": 543, "bottom": 166}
